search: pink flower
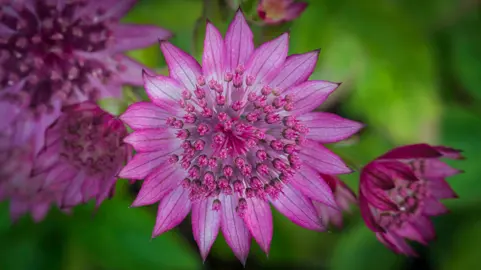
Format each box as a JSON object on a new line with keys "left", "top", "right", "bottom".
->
{"left": 119, "top": 10, "right": 362, "bottom": 263}
{"left": 0, "top": 0, "right": 171, "bottom": 155}
{"left": 257, "top": 0, "right": 308, "bottom": 25}
{"left": 4, "top": 102, "right": 130, "bottom": 222}
{"left": 359, "top": 144, "right": 462, "bottom": 256}
{"left": 313, "top": 174, "right": 357, "bottom": 228}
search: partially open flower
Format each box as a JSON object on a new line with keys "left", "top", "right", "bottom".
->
{"left": 313, "top": 174, "right": 357, "bottom": 228}
{"left": 359, "top": 144, "right": 462, "bottom": 255}
{"left": 119, "top": 10, "right": 362, "bottom": 263}
{"left": 4, "top": 102, "right": 130, "bottom": 221}
{"left": 0, "top": 0, "right": 171, "bottom": 154}
{"left": 257, "top": 0, "right": 307, "bottom": 25}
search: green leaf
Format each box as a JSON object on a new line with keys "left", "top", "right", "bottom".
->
{"left": 67, "top": 198, "right": 201, "bottom": 270}
{"left": 330, "top": 223, "right": 406, "bottom": 270}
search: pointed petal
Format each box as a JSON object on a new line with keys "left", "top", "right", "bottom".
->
{"left": 270, "top": 184, "right": 325, "bottom": 230}
{"left": 160, "top": 42, "right": 202, "bottom": 91}
{"left": 410, "top": 215, "right": 436, "bottom": 243}
{"left": 376, "top": 233, "right": 417, "bottom": 256}
{"left": 191, "top": 197, "right": 221, "bottom": 261}
{"left": 359, "top": 191, "right": 385, "bottom": 232}
{"left": 287, "top": 81, "right": 339, "bottom": 115}
{"left": 0, "top": 101, "right": 21, "bottom": 130}
{"left": 422, "top": 197, "right": 448, "bottom": 216}
{"left": 268, "top": 50, "right": 319, "bottom": 92}
{"left": 114, "top": 56, "right": 150, "bottom": 86}
{"left": 118, "top": 150, "right": 173, "bottom": 179}
{"left": 290, "top": 165, "right": 337, "bottom": 208}
{"left": 312, "top": 200, "right": 343, "bottom": 228}
{"left": 242, "top": 197, "right": 273, "bottom": 254}
{"left": 124, "top": 129, "right": 179, "bottom": 152}
{"left": 220, "top": 194, "right": 251, "bottom": 264}
{"left": 143, "top": 71, "right": 183, "bottom": 113}
{"left": 379, "top": 144, "right": 442, "bottom": 160}
{"left": 416, "top": 159, "right": 461, "bottom": 179}
{"left": 61, "top": 171, "right": 86, "bottom": 207}
{"left": 434, "top": 146, "right": 463, "bottom": 159}
{"left": 245, "top": 33, "right": 289, "bottom": 84}
{"left": 284, "top": 2, "right": 308, "bottom": 20}
{"left": 132, "top": 162, "right": 185, "bottom": 207}
{"left": 224, "top": 10, "right": 254, "bottom": 71}
{"left": 361, "top": 163, "right": 396, "bottom": 190}
{"left": 202, "top": 22, "right": 225, "bottom": 81}
{"left": 111, "top": 24, "right": 171, "bottom": 52}
{"left": 299, "top": 140, "right": 352, "bottom": 174}
{"left": 152, "top": 186, "right": 191, "bottom": 237}
{"left": 427, "top": 178, "right": 457, "bottom": 199}
{"left": 359, "top": 174, "right": 398, "bottom": 211}
{"left": 31, "top": 203, "right": 50, "bottom": 222}
{"left": 79, "top": 0, "right": 136, "bottom": 21}
{"left": 9, "top": 199, "right": 29, "bottom": 222}
{"left": 299, "top": 112, "right": 363, "bottom": 143}
{"left": 120, "top": 102, "right": 172, "bottom": 130}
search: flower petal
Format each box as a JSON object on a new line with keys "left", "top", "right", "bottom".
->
{"left": 434, "top": 146, "right": 463, "bottom": 159}
{"left": 299, "top": 140, "right": 352, "bottom": 174}
{"left": 31, "top": 203, "right": 50, "bottom": 222}
{"left": 143, "top": 71, "right": 183, "bottom": 111}
{"left": 376, "top": 233, "right": 417, "bottom": 256}
{"left": 245, "top": 33, "right": 289, "bottom": 84}
{"left": 287, "top": 80, "right": 339, "bottom": 115}
{"left": 61, "top": 171, "right": 87, "bottom": 207}
{"left": 132, "top": 162, "right": 185, "bottom": 207}
{"left": 152, "top": 186, "right": 191, "bottom": 237}
{"left": 191, "top": 197, "right": 221, "bottom": 261}
{"left": 118, "top": 150, "right": 173, "bottom": 179}
{"left": 220, "top": 194, "right": 251, "bottom": 265}
{"left": 268, "top": 50, "right": 319, "bottom": 92}
{"left": 290, "top": 165, "right": 337, "bottom": 208}
{"left": 284, "top": 2, "right": 308, "bottom": 21}
{"left": 312, "top": 200, "right": 343, "bottom": 228}
{"left": 120, "top": 102, "right": 172, "bottom": 130}
{"left": 242, "top": 197, "right": 273, "bottom": 254}
{"left": 202, "top": 22, "right": 225, "bottom": 81}
{"left": 427, "top": 178, "right": 457, "bottom": 199}
{"left": 415, "top": 159, "right": 461, "bottom": 179}
{"left": 359, "top": 191, "right": 386, "bottom": 233}
{"left": 124, "top": 129, "right": 179, "bottom": 152}
{"left": 422, "top": 196, "right": 449, "bottom": 216}
{"left": 299, "top": 112, "right": 363, "bottom": 143}
{"left": 270, "top": 184, "right": 325, "bottom": 230}
{"left": 160, "top": 41, "right": 202, "bottom": 91}
{"left": 111, "top": 24, "right": 171, "bottom": 52}
{"left": 379, "top": 144, "right": 442, "bottom": 160}
{"left": 224, "top": 10, "right": 254, "bottom": 71}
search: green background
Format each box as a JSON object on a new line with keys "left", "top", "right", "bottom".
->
{"left": 2, "top": 0, "right": 481, "bottom": 269}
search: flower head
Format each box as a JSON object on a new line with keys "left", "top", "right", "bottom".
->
{"left": 359, "top": 144, "right": 462, "bottom": 256}
{"left": 0, "top": 0, "right": 171, "bottom": 153}
{"left": 313, "top": 174, "right": 357, "bottom": 228}
{"left": 5, "top": 101, "right": 130, "bottom": 221}
{"left": 119, "top": 10, "right": 362, "bottom": 263}
{"left": 257, "top": 0, "right": 307, "bottom": 25}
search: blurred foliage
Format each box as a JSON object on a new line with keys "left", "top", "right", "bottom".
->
{"left": 2, "top": 0, "right": 481, "bottom": 269}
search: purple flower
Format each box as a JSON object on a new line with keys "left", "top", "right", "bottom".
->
{"left": 5, "top": 101, "right": 130, "bottom": 221}
{"left": 257, "top": 0, "right": 307, "bottom": 25}
{"left": 0, "top": 0, "right": 171, "bottom": 154}
{"left": 313, "top": 174, "right": 357, "bottom": 228}
{"left": 359, "top": 144, "right": 462, "bottom": 256}
{"left": 119, "top": 10, "right": 362, "bottom": 263}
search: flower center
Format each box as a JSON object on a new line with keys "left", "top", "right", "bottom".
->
{"left": 166, "top": 64, "right": 310, "bottom": 214}
{"left": 0, "top": 1, "right": 121, "bottom": 117}
{"left": 378, "top": 180, "right": 427, "bottom": 229}
{"left": 60, "top": 108, "right": 127, "bottom": 176}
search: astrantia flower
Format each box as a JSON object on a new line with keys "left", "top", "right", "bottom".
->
{"left": 5, "top": 101, "right": 130, "bottom": 221}
{"left": 313, "top": 174, "right": 357, "bottom": 228}
{"left": 359, "top": 144, "right": 462, "bottom": 256}
{"left": 257, "top": 0, "right": 307, "bottom": 25}
{"left": 119, "top": 10, "right": 362, "bottom": 263}
{"left": 0, "top": 0, "right": 171, "bottom": 153}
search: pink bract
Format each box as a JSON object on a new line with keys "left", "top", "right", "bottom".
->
{"left": 119, "top": 10, "right": 362, "bottom": 263}
{"left": 257, "top": 0, "right": 308, "bottom": 25}
{"left": 4, "top": 101, "right": 130, "bottom": 222}
{"left": 359, "top": 144, "right": 462, "bottom": 256}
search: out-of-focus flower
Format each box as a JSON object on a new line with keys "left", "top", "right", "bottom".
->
{"left": 359, "top": 144, "right": 462, "bottom": 256}
{"left": 0, "top": 0, "right": 171, "bottom": 154}
{"left": 4, "top": 102, "right": 130, "bottom": 222}
{"left": 313, "top": 174, "right": 357, "bottom": 228}
{"left": 257, "top": 0, "right": 307, "bottom": 25}
{"left": 119, "top": 10, "right": 362, "bottom": 263}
